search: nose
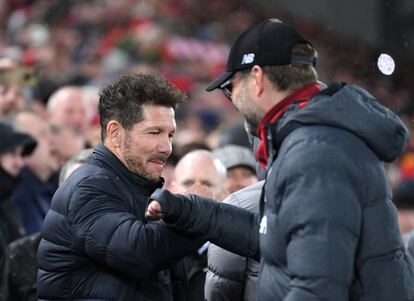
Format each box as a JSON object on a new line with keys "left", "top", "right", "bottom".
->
{"left": 158, "top": 134, "right": 173, "bottom": 156}
{"left": 71, "top": 110, "right": 86, "bottom": 131}
{"left": 10, "top": 153, "right": 26, "bottom": 176}
{"left": 15, "top": 154, "right": 25, "bottom": 171}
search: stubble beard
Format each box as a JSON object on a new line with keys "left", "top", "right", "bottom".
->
{"left": 238, "top": 83, "right": 262, "bottom": 132}
{"left": 123, "top": 135, "right": 157, "bottom": 181}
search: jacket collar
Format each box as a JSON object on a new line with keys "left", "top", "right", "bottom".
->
{"left": 256, "top": 83, "right": 321, "bottom": 168}
{"left": 93, "top": 144, "right": 164, "bottom": 193}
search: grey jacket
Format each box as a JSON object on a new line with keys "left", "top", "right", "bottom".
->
{"left": 152, "top": 83, "right": 414, "bottom": 300}
{"left": 205, "top": 181, "right": 263, "bottom": 301}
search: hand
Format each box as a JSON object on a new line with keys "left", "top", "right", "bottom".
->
{"left": 145, "top": 200, "right": 165, "bottom": 221}
{"left": 184, "top": 183, "right": 215, "bottom": 199}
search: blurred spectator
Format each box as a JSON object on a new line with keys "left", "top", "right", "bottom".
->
{"left": 12, "top": 111, "right": 59, "bottom": 235}
{"left": 47, "top": 86, "right": 88, "bottom": 135}
{"left": 0, "top": 2, "right": 412, "bottom": 195}
{"left": 171, "top": 149, "right": 228, "bottom": 201}
{"left": 162, "top": 141, "right": 211, "bottom": 191}
{"left": 217, "top": 119, "right": 251, "bottom": 149}
{"left": 50, "top": 124, "right": 84, "bottom": 168}
{"left": 81, "top": 85, "right": 101, "bottom": 147}
{"left": 394, "top": 179, "right": 414, "bottom": 234}
{"left": 84, "top": 119, "right": 101, "bottom": 148}
{"left": 0, "top": 58, "right": 26, "bottom": 117}
{"left": 0, "top": 148, "right": 93, "bottom": 301}
{"left": 0, "top": 121, "right": 37, "bottom": 256}
{"left": 0, "top": 232, "right": 40, "bottom": 301}
{"left": 58, "top": 148, "right": 93, "bottom": 185}
{"left": 213, "top": 144, "right": 258, "bottom": 194}
{"left": 31, "top": 78, "right": 59, "bottom": 120}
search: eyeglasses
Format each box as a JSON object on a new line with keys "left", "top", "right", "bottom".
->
{"left": 219, "top": 69, "right": 251, "bottom": 101}
{"left": 219, "top": 79, "right": 233, "bottom": 101}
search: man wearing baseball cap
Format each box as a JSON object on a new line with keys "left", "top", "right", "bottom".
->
{"left": 147, "top": 19, "right": 414, "bottom": 300}
{"left": 213, "top": 144, "right": 258, "bottom": 194}
{"left": 0, "top": 121, "right": 37, "bottom": 256}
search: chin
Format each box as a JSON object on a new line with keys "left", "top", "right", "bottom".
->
{"left": 150, "top": 173, "right": 162, "bottom": 181}
{"left": 142, "top": 169, "right": 161, "bottom": 182}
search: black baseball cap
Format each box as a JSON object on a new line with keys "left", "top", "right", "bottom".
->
{"left": 206, "top": 19, "right": 315, "bottom": 92}
{"left": 0, "top": 122, "right": 37, "bottom": 156}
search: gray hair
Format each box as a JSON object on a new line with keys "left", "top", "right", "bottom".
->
{"left": 58, "top": 148, "right": 94, "bottom": 184}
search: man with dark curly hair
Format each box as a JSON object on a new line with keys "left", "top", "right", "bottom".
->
{"left": 37, "top": 73, "right": 203, "bottom": 301}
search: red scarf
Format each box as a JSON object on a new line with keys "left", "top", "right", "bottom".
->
{"left": 256, "top": 83, "right": 321, "bottom": 168}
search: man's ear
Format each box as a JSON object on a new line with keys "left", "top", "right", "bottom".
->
{"left": 250, "top": 65, "right": 265, "bottom": 98}
{"left": 106, "top": 120, "right": 124, "bottom": 148}
{"left": 169, "top": 180, "right": 178, "bottom": 193}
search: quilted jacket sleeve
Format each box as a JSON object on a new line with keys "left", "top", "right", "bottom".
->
{"left": 69, "top": 176, "right": 203, "bottom": 280}
{"left": 151, "top": 189, "right": 261, "bottom": 261}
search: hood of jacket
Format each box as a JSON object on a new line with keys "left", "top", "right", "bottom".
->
{"left": 275, "top": 83, "right": 408, "bottom": 162}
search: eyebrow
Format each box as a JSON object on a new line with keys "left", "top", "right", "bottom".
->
{"left": 200, "top": 180, "right": 213, "bottom": 186}
{"left": 182, "top": 180, "right": 195, "bottom": 186}
{"left": 146, "top": 126, "right": 176, "bottom": 133}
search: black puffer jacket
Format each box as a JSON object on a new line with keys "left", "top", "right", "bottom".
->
{"left": 0, "top": 168, "right": 25, "bottom": 257}
{"left": 205, "top": 181, "right": 263, "bottom": 301}
{"left": 152, "top": 83, "right": 414, "bottom": 300}
{"left": 37, "top": 144, "right": 202, "bottom": 301}
{"left": 0, "top": 232, "right": 41, "bottom": 301}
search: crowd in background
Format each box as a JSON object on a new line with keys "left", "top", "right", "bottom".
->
{"left": 1, "top": 0, "right": 414, "bottom": 299}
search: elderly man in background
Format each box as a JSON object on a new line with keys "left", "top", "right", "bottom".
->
{"left": 50, "top": 123, "right": 85, "bottom": 168}
{"left": 47, "top": 86, "right": 88, "bottom": 135}
{"left": 171, "top": 149, "right": 228, "bottom": 201}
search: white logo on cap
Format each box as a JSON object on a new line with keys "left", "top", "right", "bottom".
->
{"left": 241, "top": 53, "right": 255, "bottom": 64}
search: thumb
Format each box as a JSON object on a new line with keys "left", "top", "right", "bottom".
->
{"left": 148, "top": 200, "right": 162, "bottom": 214}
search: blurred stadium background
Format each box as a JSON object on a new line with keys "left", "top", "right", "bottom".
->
{"left": 1, "top": 0, "right": 413, "bottom": 188}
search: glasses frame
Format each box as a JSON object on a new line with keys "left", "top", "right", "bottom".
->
{"left": 218, "top": 69, "right": 251, "bottom": 101}
{"left": 219, "top": 79, "right": 233, "bottom": 101}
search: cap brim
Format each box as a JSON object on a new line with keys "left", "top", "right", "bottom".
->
{"left": 21, "top": 136, "right": 37, "bottom": 156}
{"left": 206, "top": 71, "right": 234, "bottom": 92}
{"left": 12, "top": 133, "right": 37, "bottom": 156}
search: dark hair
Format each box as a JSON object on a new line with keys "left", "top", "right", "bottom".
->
{"left": 263, "top": 43, "right": 318, "bottom": 91}
{"left": 98, "top": 73, "right": 187, "bottom": 141}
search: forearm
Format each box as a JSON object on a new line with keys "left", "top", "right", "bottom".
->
{"left": 70, "top": 204, "right": 203, "bottom": 279}
{"left": 151, "top": 189, "right": 261, "bottom": 259}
